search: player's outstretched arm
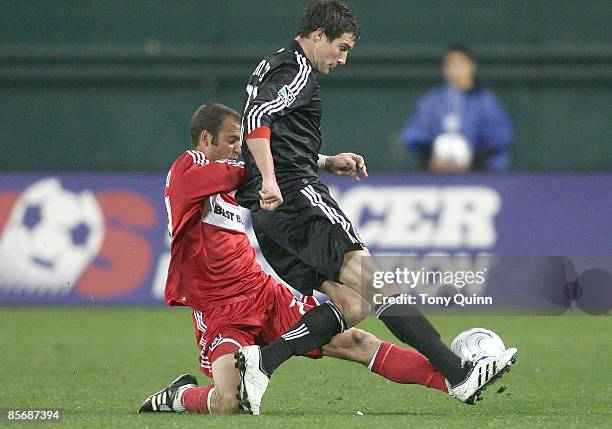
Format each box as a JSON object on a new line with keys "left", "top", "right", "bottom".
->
{"left": 319, "top": 152, "right": 368, "bottom": 181}
{"left": 246, "top": 136, "right": 283, "bottom": 211}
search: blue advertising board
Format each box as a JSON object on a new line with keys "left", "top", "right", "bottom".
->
{"left": 0, "top": 172, "right": 610, "bottom": 307}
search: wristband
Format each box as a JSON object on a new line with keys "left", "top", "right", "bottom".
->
{"left": 317, "top": 154, "right": 328, "bottom": 170}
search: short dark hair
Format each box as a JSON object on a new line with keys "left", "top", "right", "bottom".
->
{"left": 190, "top": 103, "right": 240, "bottom": 148}
{"left": 297, "top": 0, "right": 360, "bottom": 42}
{"left": 444, "top": 43, "right": 476, "bottom": 63}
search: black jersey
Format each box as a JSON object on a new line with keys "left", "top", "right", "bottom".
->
{"left": 237, "top": 40, "right": 322, "bottom": 209}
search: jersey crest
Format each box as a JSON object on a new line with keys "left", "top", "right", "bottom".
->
{"left": 278, "top": 85, "right": 296, "bottom": 107}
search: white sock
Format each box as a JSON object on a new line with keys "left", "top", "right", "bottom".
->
{"left": 173, "top": 384, "right": 196, "bottom": 412}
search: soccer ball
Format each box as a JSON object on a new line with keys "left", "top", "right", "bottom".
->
{"left": 432, "top": 132, "right": 473, "bottom": 165}
{"left": 0, "top": 178, "right": 104, "bottom": 293}
{"left": 451, "top": 328, "right": 506, "bottom": 361}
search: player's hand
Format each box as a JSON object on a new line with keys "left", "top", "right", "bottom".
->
{"left": 326, "top": 152, "right": 368, "bottom": 181}
{"left": 428, "top": 157, "right": 470, "bottom": 173}
{"left": 259, "top": 180, "right": 283, "bottom": 211}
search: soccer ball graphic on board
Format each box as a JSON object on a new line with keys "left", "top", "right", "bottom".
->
{"left": 0, "top": 178, "right": 104, "bottom": 293}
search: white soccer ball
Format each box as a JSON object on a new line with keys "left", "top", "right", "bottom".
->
{"left": 451, "top": 328, "right": 506, "bottom": 361}
{"left": 432, "top": 132, "right": 473, "bottom": 165}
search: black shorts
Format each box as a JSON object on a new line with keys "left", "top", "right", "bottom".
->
{"left": 251, "top": 182, "right": 365, "bottom": 296}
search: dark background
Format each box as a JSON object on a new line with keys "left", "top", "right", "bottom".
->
{"left": 1, "top": 0, "right": 610, "bottom": 171}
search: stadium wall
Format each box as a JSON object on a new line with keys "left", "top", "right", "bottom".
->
{"left": 1, "top": 0, "right": 611, "bottom": 172}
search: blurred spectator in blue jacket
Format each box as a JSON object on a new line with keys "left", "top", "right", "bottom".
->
{"left": 402, "top": 44, "right": 513, "bottom": 172}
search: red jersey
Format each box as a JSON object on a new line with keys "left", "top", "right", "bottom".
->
{"left": 164, "top": 150, "right": 271, "bottom": 311}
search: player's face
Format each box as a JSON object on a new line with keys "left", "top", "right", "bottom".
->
{"left": 208, "top": 118, "right": 241, "bottom": 161}
{"left": 443, "top": 51, "right": 476, "bottom": 91}
{"left": 314, "top": 32, "right": 356, "bottom": 75}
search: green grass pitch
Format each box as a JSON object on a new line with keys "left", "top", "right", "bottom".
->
{"left": 1, "top": 308, "right": 610, "bottom": 428}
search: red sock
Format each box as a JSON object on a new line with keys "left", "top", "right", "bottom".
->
{"left": 181, "top": 384, "right": 215, "bottom": 414}
{"left": 370, "top": 341, "right": 448, "bottom": 393}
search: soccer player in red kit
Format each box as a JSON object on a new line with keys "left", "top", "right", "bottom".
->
{"left": 138, "top": 103, "right": 449, "bottom": 416}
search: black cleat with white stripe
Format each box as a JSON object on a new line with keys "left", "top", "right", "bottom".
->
{"left": 138, "top": 373, "right": 198, "bottom": 413}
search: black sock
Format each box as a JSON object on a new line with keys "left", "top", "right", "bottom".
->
{"left": 375, "top": 298, "right": 467, "bottom": 386}
{"left": 259, "top": 301, "right": 346, "bottom": 377}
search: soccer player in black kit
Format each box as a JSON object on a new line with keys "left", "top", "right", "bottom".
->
{"left": 235, "top": 0, "right": 517, "bottom": 415}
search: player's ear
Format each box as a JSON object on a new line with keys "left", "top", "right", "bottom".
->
{"left": 200, "top": 129, "right": 212, "bottom": 147}
{"left": 312, "top": 28, "right": 325, "bottom": 42}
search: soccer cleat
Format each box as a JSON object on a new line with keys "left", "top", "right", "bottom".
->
{"left": 234, "top": 345, "right": 269, "bottom": 415}
{"left": 448, "top": 347, "right": 518, "bottom": 405}
{"left": 138, "top": 373, "right": 198, "bottom": 413}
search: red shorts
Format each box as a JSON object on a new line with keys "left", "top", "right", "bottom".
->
{"left": 191, "top": 277, "right": 322, "bottom": 378}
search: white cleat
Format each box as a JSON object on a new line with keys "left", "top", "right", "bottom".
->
{"left": 448, "top": 347, "right": 518, "bottom": 405}
{"left": 234, "top": 345, "right": 269, "bottom": 415}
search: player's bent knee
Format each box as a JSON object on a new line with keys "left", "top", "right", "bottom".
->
{"left": 324, "top": 328, "right": 381, "bottom": 364}
{"left": 329, "top": 298, "right": 363, "bottom": 327}
{"left": 322, "top": 282, "right": 368, "bottom": 327}
{"left": 334, "top": 296, "right": 368, "bottom": 326}
{"left": 347, "top": 328, "right": 376, "bottom": 348}
{"left": 210, "top": 352, "right": 242, "bottom": 415}
{"left": 340, "top": 328, "right": 377, "bottom": 352}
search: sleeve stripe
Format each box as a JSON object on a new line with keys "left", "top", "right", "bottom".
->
{"left": 256, "top": 54, "right": 311, "bottom": 123}
{"left": 187, "top": 150, "right": 197, "bottom": 163}
{"left": 290, "top": 53, "right": 312, "bottom": 92}
{"left": 246, "top": 52, "right": 312, "bottom": 133}
{"left": 251, "top": 54, "right": 310, "bottom": 131}
{"left": 254, "top": 54, "right": 311, "bottom": 127}
{"left": 247, "top": 55, "right": 307, "bottom": 133}
{"left": 248, "top": 58, "right": 301, "bottom": 132}
{"left": 187, "top": 150, "right": 208, "bottom": 166}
